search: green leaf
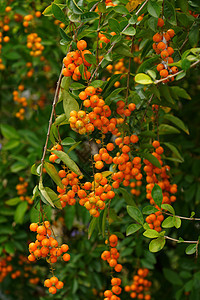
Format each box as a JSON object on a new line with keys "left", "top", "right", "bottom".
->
{"left": 62, "top": 91, "right": 79, "bottom": 120}
{"left": 14, "top": 201, "right": 28, "bottom": 224}
{"left": 142, "top": 205, "right": 158, "bottom": 214}
{"left": 54, "top": 114, "right": 68, "bottom": 125}
{"left": 44, "top": 161, "right": 64, "bottom": 189}
{"left": 149, "top": 237, "right": 166, "bottom": 252}
{"left": 1, "top": 124, "right": 20, "bottom": 140}
{"left": 139, "top": 131, "right": 157, "bottom": 138}
{"left": 31, "top": 164, "right": 39, "bottom": 176}
{"left": 98, "top": 2, "right": 106, "bottom": 13}
{"left": 102, "top": 207, "right": 108, "bottom": 238}
{"left": 44, "top": 187, "right": 62, "bottom": 209}
{"left": 126, "top": 224, "right": 142, "bottom": 236}
{"left": 186, "top": 244, "right": 197, "bottom": 255}
{"left": 59, "top": 28, "right": 72, "bottom": 42}
{"left": 147, "top": 0, "right": 161, "bottom": 18}
{"left": 5, "top": 197, "right": 21, "bottom": 206}
{"left": 163, "top": 268, "right": 183, "bottom": 285}
{"left": 163, "top": 143, "right": 184, "bottom": 163}
{"left": 122, "top": 26, "right": 136, "bottom": 36}
{"left": 70, "top": 82, "right": 85, "bottom": 90}
{"left": 52, "top": 3, "right": 67, "bottom": 24}
{"left": 164, "top": 114, "right": 189, "bottom": 134}
{"left": 90, "top": 80, "right": 105, "bottom": 88}
{"left": 84, "top": 53, "right": 96, "bottom": 65}
{"left": 159, "top": 124, "right": 180, "bottom": 135}
{"left": 113, "top": 5, "right": 129, "bottom": 14}
{"left": 151, "top": 184, "right": 163, "bottom": 208}
{"left": 3, "top": 140, "right": 20, "bottom": 150}
{"left": 43, "top": 5, "right": 52, "bottom": 16}
{"left": 181, "top": 59, "right": 191, "bottom": 71}
{"left": 127, "top": 206, "right": 144, "bottom": 225}
{"left": 135, "top": 73, "right": 153, "bottom": 85}
{"left": 105, "top": 87, "right": 126, "bottom": 105}
{"left": 170, "top": 86, "right": 191, "bottom": 100}
{"left": 162, "top": 216, "right": 174, "bottom": 228}
{"left": 88, "top": 217, "right": 98, "bottom": 239}
{"left": 0, "top": 216, "right": 8, "bottom": 223}
{"left": 108, "top": 19, "right": 121, "bottom": 33}
{"left": 143, "top": 229, "right": 160, "bottom": 238}
{"left": 52, "top": 150, "right": 82, "bottom": 176}
{"left": 114, "top": 43, "right": 133, "bottom": 57}
{"left": 143, "top": 153, "right": 161, "bottom": 168}
{"left": 120, "top": 188, "right": 136, "bottom": 206}
{"left": 174, "top": 216, "right": 181, "bottom": 229}
{"left": 67, "top": 0, "right": 83, "bottom": 15}
{"left": 64, "top": 205, "right": 75, "bottom": 230}
{"left": 39, "top": 181, "right": 55, "bottom": 208}
{"left": 5, "top": 242, "right": 15, "bottom": 254}
{"left": 137, "top": 57, "right": 159, "bottom": 73}
{"left": 67, "top": 141, "right": 81, "bottom": 154}
{"left": 164, "top": 0, "right": 176, "bottom": 25}
{"left": 62, "top": 137, "right": 76, "bottom": 145}
{"left": 189, "top": 24, "right": 199, "bottom": 47}
{"left": 161, "top": 204, "right": 175, "bottom": 215}
{"left": 81, "top": 11, "right": 98, "bottom": 22}
{"left": 10, "top": 161, "right": 28, "bottom": 173}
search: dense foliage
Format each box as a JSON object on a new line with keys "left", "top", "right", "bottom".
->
{"left": 0, "top": 0, "right": 200, "bottom": 299}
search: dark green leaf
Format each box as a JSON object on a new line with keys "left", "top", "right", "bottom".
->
{"left": 126, "top": 224, "right": 142, "bottom": 236}
{"left": 52, "top": 150, "right": 82, "bottom": 175}
{"left": 143, "top": 153, "right": 161, "bottom": 168}
{"left": 127, "top": 206, "right": 144, "bottom": 225}
{"left": 151, "top": 184, "right": 163, "bottom": 208}
{"left": 14, "top": 201, "right": 28, "bottom": 224}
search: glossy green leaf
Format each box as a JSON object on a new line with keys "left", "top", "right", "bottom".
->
{"left": 142, "top": 205, "right": 158, "bottom": 215}
{"left": 186, "top": 244, "right": 197, "bottom": 255}
{"left": 143, "top": 229, "right": 160, "bottom": 238}
{"left": 147, "top": 0, "right": 160, "bottom": 18}
{"left": 161, "top": 204, "right": 175, "bottom": 215}
{"left": 149, "top": 237, "right": 166, "bottom": 252}
{"left": 52, "top": 150, "right": 82, "bottom": 175}
{"left": 88, "top": 217, "right": 98, "bottom": 239}
{"left": 44, "top": 161, "right": 64, "bottom": 189}
{"left": 143, "top": 153, "right": 161, "bottom": 169}
{"left": 62, "top": 91, "right": 79, "bottom": 120}
{"left": 135, "top": 73, "right": 153, "bottom": 85}
{"left": 14, "top": 201, "right": 28, "bottom": 224}
{"left": 126, "top": 224, "right": 142, "bottom": 236}
{"left": 52, "top": 3, "right": 67, "bottom": 24}
{"left": 151, "top": 184, "right": 163, "bottom": 208}
{"left": 127, "top": 206, "right": 144, "bottom": 225}
{"left": 162, "top": 216, "right": 174, "bottom": 228}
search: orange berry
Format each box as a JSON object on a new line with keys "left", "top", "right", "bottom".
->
{"left": 63, "top": 253, "right": 71, "bottom": 261}
{"left": 77, "top": 40, "right": 87, "bottom": 50}
{"left": 49, "top": 286, "right": 57, "bottom": 294}
{"left": 56, "top": 281, "right": 64, "bottom": 289}
{"left": 44, "top": 279, "right": 52, "bottom": 287}
{"left": 157, "top": 18, "right": 164, "bottom": 27}
{"left": 30, "top": 223, "right": 38, "bottom": 232}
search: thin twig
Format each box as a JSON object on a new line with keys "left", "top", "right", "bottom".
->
{"left": 140, "top": 94, "right": 154, "bottom": 124}
{"left": 163, "top": 211, "right": 200, "bottom": 221}
{"left": 89, "top": 0, "right": 150, "bottom": 82}
{"left": 125, "top": 35, "right": 135, "bottom": 105}
{"left": 165, "top": 236, "right": 198, "bottom": 244}
{"left": 154, "top": 60, "right": 200, "bottom": 84}
{"left": 39, "top": 66, "right": 64, "bottom": 182}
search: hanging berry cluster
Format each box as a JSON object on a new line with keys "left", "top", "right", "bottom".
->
{"left": 153, "top": 19, "right": 178, "bottom": 80}
{"left": 124, "top": 268, "right": 151, "bottom": 300}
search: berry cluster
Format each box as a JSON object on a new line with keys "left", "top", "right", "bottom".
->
{"left": 101, "top": 235, "right": 122, "bottom": 272}
{"left": 0, "top": 256, "right": 13, "bottom": 282}
{"left": 62, "top": 40, "right": 93, "bottom": 81}
{"left": 16, "top": 177, "right": 33, "bottom": 205}
{"left": 102, "top": 235, "right": 123, "bottom": 300}
{"left": 27, "top": 33, "right": 44, "bottom": 57}
{"left": 124, "top": 268, "right": 151, "bottom": 299}
{"left": 44, "top": 276, "right": 64, "bottom": 294}
{"left": 106, "top": 58, "right": 128, "bottom": 88}
{"left": 49, "top": 143, "right": 62, "bottom": 163}
{"left": 153, "top": 19, "right": 178, "bottom": 80}
{"left": 28, "top": 221, "right": 70, "bottom": 293}
{"left": 23, "top": 12, "right": 41, "bottom": 28}
{"left": 13, "top": 85, "right": 27, "bottom": 120}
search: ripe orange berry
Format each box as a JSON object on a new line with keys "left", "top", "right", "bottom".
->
{"left": 61, "top": 244, "right": 69, "bottom": 252}
{"left": 37, "top": 225, "right": 47, "bottom": 235}
{"left": 77, "top": 40, "right": 87, "bottom": 50}
{"left": 160, "top": 69, "right": 168, "bottom": 77}
{"left": 109, "top": 234, "right": 118, "bottom": 243}
{"left": 49, "top": 286, "right": 57, "bottom": 294}
{"left": 171, "top": 66, "right": 178, "bottom": 74}
{"left": 167, "top": 47, "right": 174, "bottom": 55}
{"left": 161, "top": 50, "right": 169, "bottom": 59}
{"left": 157, "top": 18, "right": 164, "bottom": 27}
{"left": 56, "top": 281, "right": 64, "bottom": 289}
{"left": 63, "top": 253, "right": 71, "bottom": 261}
{"left": 30, "top": 223, "right": 38, "bottom": 232}
{"left": 85, "top": 86, "right": 96, "bottom": 96}
{"left": 44, "top": 279, "right": 52, "bottom": 287}
{"left": 115, "top": 264, "right": 123, "bottom": 272}
{"left": 152, "top": 140, "right": 160, "bottom": 148}
{"left": 153, "top": 33, "right": 162, "bottom": 42}
{"left": 157, "top": 42, "right": 166, "bottom": 50}
{"left": 167, "top": 29, "right": 175, "bottom": 38}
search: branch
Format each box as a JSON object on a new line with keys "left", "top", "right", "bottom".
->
{"left": 39, "top": 65, "right": 64, "bottom": 181}
{"left": 165, "top": 236, "right": 198, "bottom": 244}
{"left": 163, "top": 211, "right": 200, "bottom": 221}
{"left": 154, "top": 60, "right": 200, "bottom": 84}
{"left": 140, "top": 94, "right": 154, "bottom": 124}
{"left": 125, "top": 35, "right": 135, "bottom": 105}
{"left": 89, "top": 0, "right": 150, "bottom": 82}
